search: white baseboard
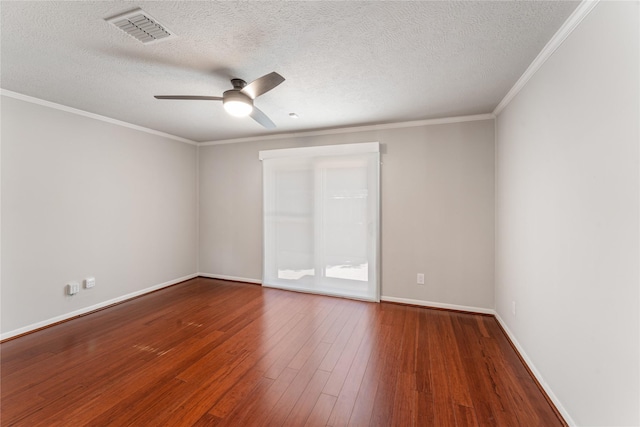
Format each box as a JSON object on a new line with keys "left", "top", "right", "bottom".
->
{"left": 0, "top": 273, "right": 198, "bottom": 341}
{"left": 195, "top": 278, "right": 494, "bottom": 316}
{"left": 198, "top": 273, "right": 262, "bottom": 284}
{"left": 494, "top": 313, "right": 575, "bottom": 426}
{"left": 381, "top": 295, "right": 496, "bottom": 315}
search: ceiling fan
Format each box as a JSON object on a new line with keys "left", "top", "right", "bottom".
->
{"left": 154, "top": 71, "right": 285, "bottom": 129}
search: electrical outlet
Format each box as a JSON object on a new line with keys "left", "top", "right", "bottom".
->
{"left": 512, "top": 301, "right": 516, "bottom": 316}
{"left": 67, "top": 282, "right": 80, "bottom": 295}
{"left": 417, "top": 273, "right": 425, "bottom": 285}
{"left": 85, "top": 277, "right": 96, "bottom": 289}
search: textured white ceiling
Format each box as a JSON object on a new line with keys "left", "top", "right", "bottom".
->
{"left": 1, "top": 1, "right": 578, "bottom": 142}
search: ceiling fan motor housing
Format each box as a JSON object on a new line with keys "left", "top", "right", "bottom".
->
{"left": 230, "top": 78, "right": 247, "bottom": 90}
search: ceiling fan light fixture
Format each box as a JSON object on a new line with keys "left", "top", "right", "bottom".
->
{"left": 224, "top": 100, "right": 253, "bottom": 117}
{"left": 223, "top": 91, "right": 253, "bottom": 117}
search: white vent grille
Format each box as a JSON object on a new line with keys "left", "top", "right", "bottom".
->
{"left": 106, "top": 8, "right": 176, "bottom": 44}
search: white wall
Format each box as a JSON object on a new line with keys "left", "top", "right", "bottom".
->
{"left": 495, "top": 2, "right": 639, "bottom": 426}
{"left": 1, "top": 95, "right": 198, "bottom": 336}
{"left": 199, "top": 119, "right": 495, "bottom": 310}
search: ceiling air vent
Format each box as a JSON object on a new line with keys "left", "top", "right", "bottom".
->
{"left": 105, "top": 8, "right": 176, "bottom": 44}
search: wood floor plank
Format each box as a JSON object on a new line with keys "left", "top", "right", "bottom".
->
{"left": 455, "top": 403, "right": 480, "bottom": 427}
{"left": 85, "top": 377, "right": 194, "bottom": 426}
{"left": 426, "top": 312, "right": 458, "bottom": 427}
{"left": 325, "top": 318, "right": 376, "bottom": 426}
{"left": 390, "top": 372, "right": 418, "bottom": 427}
{"left": 437, "top": 313, "right": 475, "bottom": 408}
{"left": 207, "top": 367, "right": 268, "bottom": 419}
{"left": 415, "top": 309, "right": 433, "bottom": 394}
{"left": 415, "top": 390, "right": 436, "bottom": 426}
{"left": 260, "top": 341, "right": 332, "bottom": 426}
{"left": 454, "top": 316, "right": 502, "bottom": 426}
{"left": 398, "top": 307, "right": 419, "bottom": 374}
{"left": 288, "top": 303, "right": 347, "bottom": 370}
{"left": 318, "top": 303, "right": 364, "bottom": 372}
{"left": 368, "top": 305, "right": 406, "bottom": 426}
{"left": 220, "top": 367, "right": 298, "bottom": 427}
{"left": 213, "top": 376, "right": 274, "bottom": 426}
{"left": 192, "top": 413, "right": 223, "bottom": 427}
{"left": 1, "top": 278, "right": 567, "bottom": 427}
{"left": 345, "top": 317, "right": 388, "bottom": 426}
{"left": 304, "top": 393, "right": 338, "bottom": 427}
{"left": 158, "top": 351, "right": 259, "bottom": 426}
{"left": 320, "top": 300, "right": 354, "bottom": 344}
{"left": 322, "top": 305, "right": 370, "bottom": 396}
{"left": 284, "top": 369, "right": 331, "bottom": 425}
{"left": 262, "top": 300, "right": 337, "bottom": 380}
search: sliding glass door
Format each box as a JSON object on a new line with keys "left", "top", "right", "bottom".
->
{"left": 260, "top": 143, "right": 379, "bottom": 301}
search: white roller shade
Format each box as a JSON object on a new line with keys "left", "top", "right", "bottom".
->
{"left": 260, "top": 143, "right": 380, "bottom": 301}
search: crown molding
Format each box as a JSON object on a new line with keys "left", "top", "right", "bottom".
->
{"left": 493, "top": 0, "right": 600, "bottom": 116}
{"left": 0, "top": 89, "right": 198, "bottom": 146}
{"left": 199, "top": 113, "right": 495, "bottom": 146}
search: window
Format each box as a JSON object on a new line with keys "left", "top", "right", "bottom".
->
{"left": 260, "top": 142, "right": 380, "bottom": 301}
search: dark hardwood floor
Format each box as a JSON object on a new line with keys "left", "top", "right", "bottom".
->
{"left": 1, "top": 277, "right": 564, "bottom": 426}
